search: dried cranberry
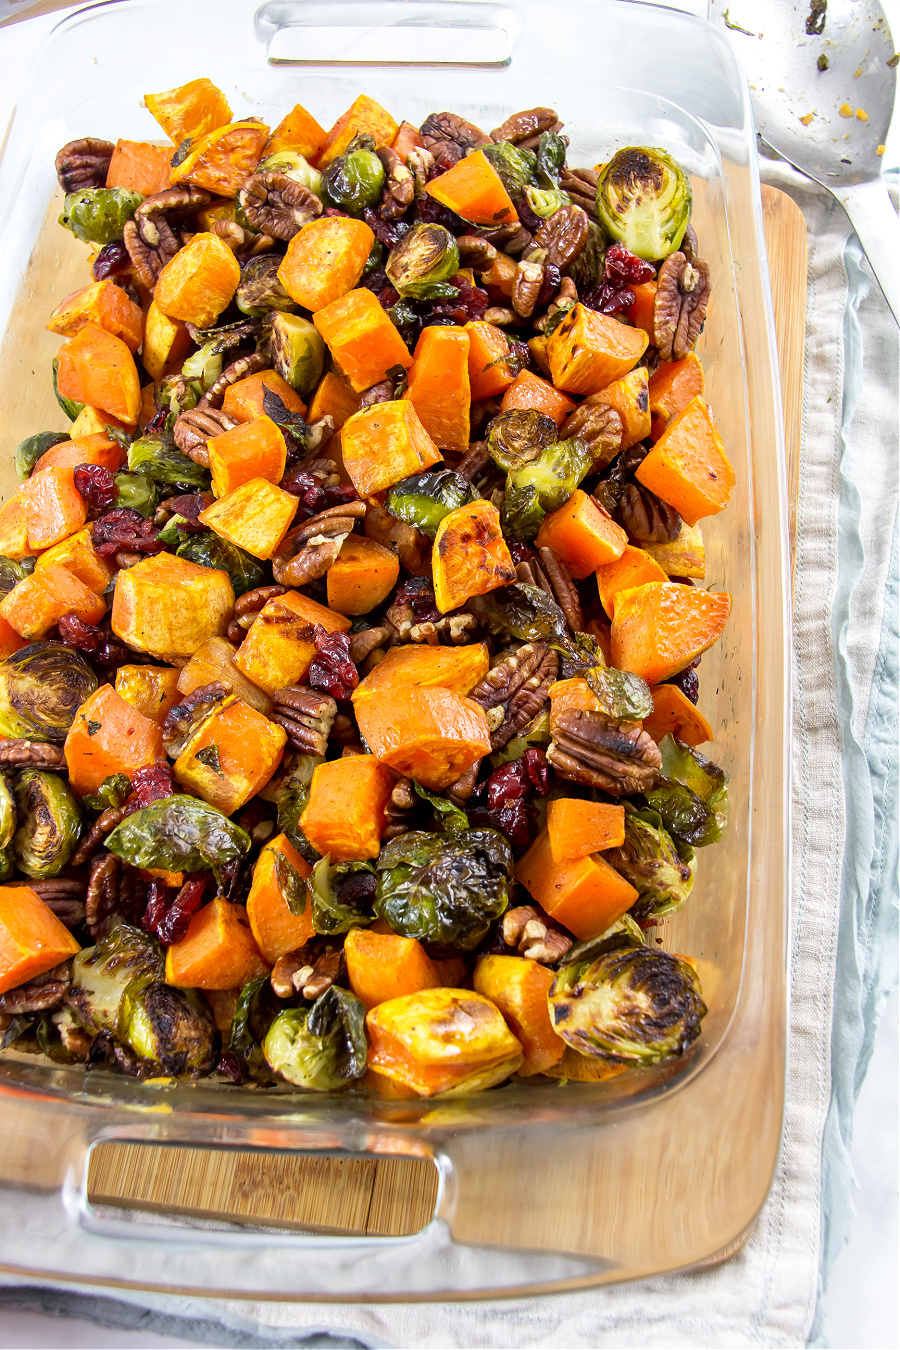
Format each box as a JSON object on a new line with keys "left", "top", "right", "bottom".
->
{"left": 359, "top": 267, "right": 388, "bottom": 295}
{"left": 537, "top": 263, "right": 561, "bottom": 309}
{"left": 323, "top": 206, "right": 351, "bottom": 219}
{"left": 426, "top": 277, "right": 489, "bottom": 327}
{"left": 392, "top": 576, "right": 440, "bottom": 624}
{"left": 663, "top": 663, "right": 700, "bottom": 705}
{"left": 363, "top": 208, "right": 411, "bottom": 250}
{"left": 279, "top": 468, "right": 359, "bottom": 522}
{"left": 56, "top": 613, "right": 133, "bottom": 671}
{"left": 130, "top": 763, "right": 175, "bottom": 809}
{"left": 471, "top": 748, "right": 550, "bottom": 850}
{"left": 520, "top": 747, "right": 551, "bottom": 795}
{"left": 333, "top": 869, "right": 376, "bottom": 908}
{"left": 158, "top": 877, "right": 207, "bottom": 945}
{"left": 377, "top": 283, "right": 401, "bottom": 310}
{"left": 516, "top": 199, "right": 543, "bottom": 235}
{"left": 217, "top": 1051, "right": 246, "bottom": 1084}
{"left": 146, "top": 407, "right": 168, "bottom": 434}
{"left": 74, "top": 464, "right": 118, "bottom": 512}
{"left": 507, "top": 540, "right": 536, "bottom": 564}
{"left": 415, "top": 195, "right": 468, "bottom": 235}
{"left": 92, "top": 240, "right": 130, "bottom": 281}
{"left": 308, "top": 625, "right": 359, "bottom": 700}
{"left": 604, "top": 245, "right": 655, "bottom": 287}
{"left": 140, "top": 880, "right": 169, "bottom": 938}
{"left": 163, "top": 492, "right": 212, "bottom": 530}
{"left": 92, "top": 508, "right": 165, "bottom": 558}
{"left": 580, "top": 282, "right": 636, "bottom": 317}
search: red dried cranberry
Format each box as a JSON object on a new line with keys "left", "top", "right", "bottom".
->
{"left": 360, "top": 267, "right": 388, "bottom": 295}
{"left": 377, "top": 283, "right": 401, "bottom": 309}
{"left": 516, "top": 199, "right": 543, "bottom": 235}
{"left": 74, "top": 464, "right": 118, "bottom": 512}
{"left": 663, "top": 663, "right": 700, "bottom": 705}
{"left": 130, "top": 763, "right": 175, "bottom": 809}
{"left": 140, "top": 880, "right": 169, "bottom": 938}
{"left": 146, "top": 407, "right": 168, "bottom": 434}
{"left": 520, "top": 747, "right": 550, "bottom": 795}
{"left": 507, "top": 540, "right": 536, "bottom": 564}
{"left": 471, "top": 749, "right": 550, "bottom": 850}
{"left": 164, "top": 492, "right": 212, "bottom": 530}
{"left": 158, "top": 877, "right": 207, "bottom": 945}
{"left": 308, "top": 625, "right": 359, "bottom": 700}
{"left": 92, "top": 508, "right": 165, "bottom": 558}
{"left": 426, "top": 277, "right": 490, "bottom": 327}
{"left": 363, "top": 208, "right": 411, "bottom": 250}
{"left": 415, "top": 195, "right": 468, "bottom": 235}
{"left": 333, "top": 869, "right": 376, "bottom": 907}
{"left": 279, "top": 469, "right": 359, "bottom": 521}
{"left": 392, "top": 576, "right": 441, "bottom": 623}
{"left": 537, "top": 263, "right": 561, "bottom": 309}
{"left": 56, "top": 613, "right": 133, "bottom": 671}
{"left": 604, "top": 245, "right": 655, "bottom": 287}
{"left": 217, "top": 1051, "right": 246, "bottom": 1083}
{"left": 580, "top": 282, "right": 636, "bottom": 317}
{"left": 92, "top": 240, "right": 131, "bottom": 281}
{"left": 323, "top": 206, "right": 351, "bottom": 219}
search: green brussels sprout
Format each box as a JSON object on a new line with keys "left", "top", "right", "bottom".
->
{"left": 258, "top": 150, "right": 324, "bottom": 198}
{"left": 413, "top": 781, "right": 469, "bottom": 834}
{"left": 0, "top": 846, "right": 14, "bottom": 882}
{"left": 12, "top": 770, "right": 81, "bottom": 879}
{"left": 604, "top": 807, "right": 695, "bottom": 923}
{"left": 114, "top": 471, "right": 159, "bottom": 517}
{"left": 559, "top": 913, "right": 645, "bottom": 967}
{"left": 58, "top": 187, "right": 143, "bottom": 245}
{"left": 263, "top": 986, "right": 367, "bottom": 1090}
{"left": 385, "top": 223, "right": 460, "bottom": 300}
{"left": 156, "top": 372, "right": 201, "bottom": 421}
{"left": 482, "top": 141, "right": 538, "bottom": 198}
{"left": 387, "top": 469, "right": 479, "bottom": 538}
{"left": 0, "top": 557, "right": 30, "bottom": 596}
{"left": 83, "top": 773, "right": 133, "bottom": 813}
{"left": 468, "top": 583, "right": 569, "bottom": 647}
{"left": 321, "top": 134, "right": 385, "bottom": 216}
{"left": 15, "top": 432, "right": 68, "bottom": 481}
{"left": 535, "top": 130, "right": 567, "bottom": 189}
{"left": 309, "top": 856, "right": 376, "bottom": 934}
{"left": 225, "top": 975, "right": 282, "bottom": 1082}
{"left": 176, "top": 532, "right": 265, "bottom": 598}
{"left": 584, "top": 668, "right": 653, "bottom": 721}
{"left": 595, "top": 147, "right": 691, "bottom": 261}
{"left": 486, "top": 409, "right": 558, "bottom": 473}
{"left": 264, "top": 313, "right": 326, "bottom": 396}
{"left": 180, "top": 342, "right": 224, "bottom": 394}
{"left": 66, "top": 922, "right": 163, "bottom": 1035}
{"left": 489, "top": 710, "right": 551, "bottom": 769}
{"left": 128, "top": 434, "right": 211, "bottom": 490}
{"left": 51, "top": 356, "right": 84, "bottom": 422}
{"left": 0, "top": 642, "right": 97, "bottom": 742}
{"left": 502, "top": 436, "right": 593, "bottom": 540}
{"left": 548, "top": 947, "right": 707, "bottom": 1064}
{"left": 118, "top": 975, "right": 218, "bottom": 1075}
{"left": 375, "top": 827, "right": 512, "bottom": 955}
{"left": 525, "top": 186, "right": 570, "bottom": 218}
{"left": 0, "top": 775, "right": 16, "bottom": 852}
{"left": 362, "top": 239, "right": 385, "bottom": 277}
{"left": 271, "top": 752, "right": 319, "bottom": 859}
{"left": 236, "top": 254, "right": 298, "bottom": 318}
{"left": 105, "top": 795, "right": 250, "bottom": 885}
{"left": 646, "top": 735, "right": 729, "bottom": 848}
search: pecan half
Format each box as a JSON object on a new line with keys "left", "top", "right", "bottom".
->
{"left": 511, "top": 260, "right": 545, "bottom": 318}
{"left": 445, "top": 762, "right": 480, "bottom": 807}
{"left": 172, "top": 406, "right": 237, "bottom": 465}
{"left": 653, "top": 251, "right": 711, "bottom": 362}
{"left": 272, "top": 501, "right": 366, "bottom": 587}
{"left": 491, "top": 108, "right": 559, "bottom": 144}
{"left": 210, "top": 219, "right": 275, "bottom": 258}
{"left": 26, "top": 876, "right": 87, "bottom": 928}
{"left": 456, "top": 235, "right": 498, "bottom": 269}
{"left": 616, "top": 483, "right": 682, "bottom": 544}
{"left": 537, "top": 547, "right": 583, "bottom": 633}
{"left": 502, "top": 905, "right": 572, "bottom": 964}
{"left": 561, "top": 399, "right": 624, "bottom": 470}
{"left": 271, "top": 686, "right": 337, "bottom": 755}
{"left": 348, "top": 625, "right": 393, "bottom": 664}
{"left": 70, "top": 807, "right": 125, "bottom": 867}
{"left": 533, "top": 205, "right": 590, "bottom": 271}
{"left": 420, "top": 112, "right": 491, "bottom": 169}
{"left": 548, "top": 707, "right": 662, "bottom": 795}
{"left": 480, "top": 223, "right": 533, "bottom": 256}
{"left": 0, "top": 740, "right": 67, "bottom": 771}
{"left": 680, "top": 222, "right": 699, "bottom": 263}
{"left": 483, "top": 305, "right": 520, "bottom": 327}
{"left": 0, "top": 962, "right": 71, "bottom": 1015}
{"left": 376, "top": 146, "right": 415, "bottom": 221}
{"left": 270, "top": 941, "right": 345, "bottom": 1000}
{"left": 559, "top": 166, "right": 599, "bottom": 214}
{"left": 228, "top": 585, "right": 288, "bottom": 642}
{"left": 408, "top": 614, "right": 479, "bottom": 646}
{"left": 198, "top": 352, "right": 269, "bottom": 410}
{"left": 85, "top": 854, "right": 146, "bottom": 938}
{"left": 469, "top": 642, "right": 558, "bottom": 750}
{"left": 55, "top": 138, "right": 115, "bottom": 193}
{"left": 240, "top": 172, "right": 323, "bottom": 240}
{"left": 382, "top": 776, "right": 420, "bottom": 841}
{"left": 455, "top": 441, "right": 491, "bottom": 482}
{"left": 162, "top": 683, "right": 229, "bottom": 756}
{"left": 123, "top": 187, "right": 210, "bottom": 287}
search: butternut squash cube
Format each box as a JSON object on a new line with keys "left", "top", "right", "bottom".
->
{"left": 169, "top": 121, "right": 270, "bottom": 197}
{"left": 47, "top": 280, "right": 144, "bottom": 353}
{"left": 473, "top": 954, "right": 565, "bottom": 1077}
{"left": 105, "top": 140, "right": 173, "bottom": 196}
{"left": 233, "top": 590, "right": 349, "bottom": 696}
{"left": 247, "top": 833, "right": 314, "bottom": 965}
{"left": 0, "top": 494, "right": 35, "bottom": 561}
{"left": 64, "top": 684, "right": 165, "bottom": 797}
{"left": 643, "top": 523, "right": 706, "bottom": 579}
{"left": 341, "top": 400, "right": 441, "bottom": 497}
{"left": 176, "top": 636, "right": 272, "bottom": 716}
{"left": 68, "top": 405, "right": 126, "bottom": 438}
{"left": 165, "top": 897, "right": 268, "bottom": 991}
{"left": 405, "top": 325, "right": 471, "bottom": 454}
{"left": 144, "top": 78, "right": 233, "bottom": 145}
{"left": 35, "top": 526, "right": 113, "bottom": 594}
{"left": 318, "top": 95, "right": 399, "bottom": 168}
{"left": 0, "top": 566, "right": 105, "bottom": 641}
{"left": 221, "top": 369, "right": 306, "bottom": 423}
{"left": 635, "top": 395, "right": 735, "bottom": 526}
{"left": 142, "top": 300, "right": 193, "bottom": 380}
{"left": 326, "top": 535, "right": 399, "bottom": 615}
{"left": 0, "top": 885, "right": 81, "bottom": 996}
{"left": 589, "top": 367, "right": 651, "bottom": 450}
{"left": 278, "top": 217, "right": 375, "bottom": 312}
{"left": 353, "top": 685, "right": 490, "bottom": 791}
{"left": 345, "top": 927, "right": 440, "bottom": 1011}
{"left": 610, "top": 580, "right": 732, "bottom": 684}
{"left": 547, "top": 304, "right": 648, "bottom": 396}
{"left": 174, "top": 694, "right": 286, "bottom": 815}
{"left": 300, "top": 756, "right": 394, "bottom": 861}
{"left": 114, "top": 665, "right": 181, "bottom": 725}
{"left": 198, "top": 476, "right": 298, "bottom": 559}
{"left": 207, "top": 415, "right": 287, "bottom": 498}
{"left": 154, "top": 232, "right": 241, "bottom": 328}
{"left": 432, "top": 499, "right": 516, "bottom": 613}
{"left": 306, "top": 371, "right": 360, "bottom": 429}
{"left": 546, "top": 798, "right": 626, "bottom": 862}
{"left": 534, "top": 489, "right": 628, "bottom": 579}
{"left": 313, "top": 290, "right": 413, "bottom": 394}
{"left": 353, "top": 642, "right": 490, "bottom": 701}
{"left": 111, "top": 551, "right": 234, "bottom": 663}
{"left": 595, "top": 544, "right": 668, "bottom": 618}
{"left": 263, "top": 103, "right": 327, "bottom": 162}
{"left": 56, "top": 323, "right": 141, "bottom": 425}
{"left": 516, "top": 828, "right": 638, "bottom": 941}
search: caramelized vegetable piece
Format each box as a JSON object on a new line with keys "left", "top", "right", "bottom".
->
{"left": 0, "top": 566, "right": 104, "bottom": 641}
{"left": 548, "top": 677, "right": 602, "bottom": 718}
{"left": 473, "top": 954, "right": 565, "bottom": 1077}
{"left": 0, "top": 494, "right": 34, "bottom": 561}
{"left": 306, "top": 371, "right": 360, "bottom": 429}
{"left": 313, "top": 290, "right": 413, "bottom": 394}
{"left": 234, "top": 589, "right": 350, "bottom": 695}
{"left": 364, "top": 502, "right": 431, "bottom": 575}
{"left": 144, "top": 78, "right": 233, "bottom": 145}
{"left": 68, "top": 406, "right": 126, "bottom": 438}
{"left": 111, "top": 552, "right": 234, "bottom": 663}
{"left": 627, "top": 280, "right": 657, "bottom": 338}
{"left": 154, "top": 232, "right": 241, "bottom": 328}
{"left": 354, "top": 686, "right": 490, "bottom": 791}
{"left": 341, "top": 400, "right": 440, "bottom": 496}
{"left": 528, "top": 334, "right": 551, "bottom": 378}
{"left": 34, "top": 433, "right": 125, "bottom": 476}
{"left": 300, "top": 756, "right": 394, "bottom": 861}
{"left": 0, "top": 884, "right": 81, "bottom": 996}
{"left": 56, "top": 323, "right": 141, "bottom": 424}
{"left": 47, "top": 280, "right": 144, "bottom": 353}
{"left": 174, "top": 694, "right": 286, "bottom": 815}
{"left": 318, "top": 94, "right": 399, "bottom": 168}
{"left": 547, "top": 304, "right": 648, "bottom": 396}
{"left": 246, "top": 832, "right": 314, "bottom": 964}
{"left": 546, "top": 799, "right": 626, "bottom": 862}
{"left": 534, "top": 489, "right": 628, "bottom": 579}
{"left": 610, "top": 581, "right": 732, "bottom": 684}
{"left": 643, "top": 523, "right": 706, "bottom": 579}
{"left": 207, "top": 415, "right": 287, "bottom": 498}
{"left": 165, "top": 896, "right": 268, "bottom": 990}
{"left": 649, "top": 353, "right": 704, "bottom": 440}
{"left": 114, "top": 664, "right": 181, "bottom": 725}
{"left": 325, "top": 535, "right": 399, "bottom": 616}
{"left": 64, "top": 684, "right": 165, "bottom": 796}
{"left": 367, "top": 987, "right": 523, "bottom": 1096}
{"left": 593, "top": 367, "right": 651, "bottom": 450}
{"left": 635, "top": 396, "right": 735, "bottom": 526}
{"left": 517, "top": 828, "right": 638, "bottom": 941}
{"left": 36, "top": 526, "right": 113, "bottom": 594}
{"left": 500, "top": 370, "right": 576, "bottom": 427}
{"left": 278, "top": 218, "right": 375, "bottom": 312}
{"left": 263, "top": 103, "right": 327, "bottom": 162}
{"left": 353, "top": 643, "right": 490, "bottom": 700}
{"left": 0, "top": 616, "right": 26, "bottom": 659}
{"left": 541, "top": 1047, "right": 630, "bottom": 1083}
{"left": 595, "top": 544, "right": 668, "bottom": 618}
{"left": 105, "top": 139, "right": 173, "bottom": 195}
{"left": 221, "top": 370, "right": 306, "bottom": 423}
{"left": 169, "top": 120, "right": 270, "bottom": 197}
{"left": 198, "top": 477, "right": 298, "bottom": 560}
{"left": 142, "top": 301, "right": 193, "bottom": 381}
{"left": 345, "top": 927, "right": 440, "bottom": 1011}
{"left": 426, "top": 149, "right": 518, "bottom": 225}
{"left": 465, "top": 321, "right": 516, "bottom": 400}
{"left": 643, "top": 684, "right": 713, "bottom": 747}
{"left": 22, "top": 467, "right": 87, "bottom": 550}
{"left": 176, "top": 636, "right": 272, "bottom": 716}
{"left": 432, "top": 499, "right": 516, "bottom": 613}
{"left": 405, "top": 326, "right": 471, "bottom": 454}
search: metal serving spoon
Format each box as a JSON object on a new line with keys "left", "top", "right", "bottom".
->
{"left": 709, "top": 0, "right": 899, "bottom": 323}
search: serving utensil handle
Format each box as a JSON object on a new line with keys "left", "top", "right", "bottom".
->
{"left": 831, "top": 178, "right": 900, "bottom": 326}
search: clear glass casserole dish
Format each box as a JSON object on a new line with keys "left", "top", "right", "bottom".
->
{"left": 0, "top": 0, "right": 791, "bottom": 1300}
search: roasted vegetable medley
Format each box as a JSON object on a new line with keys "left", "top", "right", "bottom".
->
{"left": 0, "top": 82, "right": 736, "bottom": 1095}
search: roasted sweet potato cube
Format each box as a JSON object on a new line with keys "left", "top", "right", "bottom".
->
{"left": 105, "top": 139, "right": 173, "bottom": 195}
{"left": 534, "top": 489, "right": 628, "bottom": 579}
{"left": 591, "top": 367, "right": 651, "bottom": 450}
{"left": 144, "top": 78, "right": 233, "bottom": 145}
{"left": 649, "top": 353, "right": 704, "bottom": 439}
{"left": 221, "top": 369, "right": 306, "bottom": 423}
{"left": 425, "top": 150, "right": 518, "bottom": 226}
{"left": 595, "top": 544, "right": 668, "bottom": 618}
{"left": 306, "top": 371, "right": 360, "bottom": 429}
{"left": 432, "top": 500, "right": 516, "bottom": 613}
{"left": 169, "top": 121, "right": 270, "bottom": 197}
{"left": 405, "top": 325, "right": 471, "bottom": 454}
{"left": 548, "top": 677, "right": 602, "bottom": 719}
{"left": 326, "top": 535, "right": 399, "bottom": 615}
{"left": 207, "top": 416, "right": 287, "bottom": 498}
{"left": 643, "top": 684, "right": 713, "bottom": 747}
{"left": 345, "top": 927, "right": 440, "bottom": 1011}
{"left": 33, "top": 434, "right": 124, "bottom": 476}
{"left": 547, "top": 304, "right": 648, "bottom": 396}
{"left": 111, "top": 551, "right": 234, "bottom": 663}
{"left": 341, "top": 400, "right": 440, "bottom": 497}
{"left": 154, "top": 232, "right": 241, "bottom": 328}
{"left": 546, "top": 799, "right": 626, "bottom": 862}
{"left": 0, "top": 886, "right": 81, "bottom": 996}
{"left": 114, "top": 664, "right": 181, "bottom": 725}
{"left": 313, "top": 290, "right": 413, "bottom": 394}
{"left": 517, "top": 828, "right": 638, "bottom": 941}
{"left": 198, "top": 477, "right": 298, "bottom": 559}
{"left": 176, "top": 636, "right": 272, "bottom": 715}
{"left": 263, "top": 103, "right": 327, "bottom": 162}
{"left": 165, "top": 897, "right": 268, "bottom": 990}
{"left": 21, "top": 467, "right": 87, "bottom": 550}
{"left": 246, "top": 833, "right": 314, "bottom": 965}
{"left": 635, "top": 395, "right": 735, "bottom": 526}
{"left": 353, "top": 643, "right": 489, "bottom": 701}
{"left": 473, "top": 955, "right": 565, "bottom": 1077}
{"left": 610, "top": 580, "right": 731, "bottom": 684}
{"left": 47, "top": 280, "right": 144, "bottom": 353}
{"left": 354, "top": 686, "right": 490, "bottom": 791}
{"left": 0, "top": 565, "right": 105, "bottom": 641}
{"left": 318, "top": 95, "right": 398, "bottom": 168}
{"left": 0, "top": 494, "right": 34, "bottom": 561}
{"left": 500, "top": 370, "right": 575, "bottom": 427}
{"left": 233, "top": 590, "right": 350, "bottom": 696}
{"left": 142, "top": 300, "right": 193, "bottom": 380}
{"left": 300, "top": 756, "right": 394, "bottom": 861}
{"left": 643, "top": 523, "right": 706, "bottom": 579}
{"left": 68, "top": 406, "right": 126, "bottom": 438}
{"left": 174, "top": 694, "right": 286, "bottom": 815}
{"left": 56, "top": 323, "right": 141, "bottom": 425}
{"left": 278, "top": 218, "right": 375, "bottom": 313}
{"left": 35, "top": 526, "right": 113, "bottom": 594}
{"left": 64, "top": 684, "right": 165, "bottom": 797}
{"left": 465, "top": 321, "right": 516, "bottom": 401}
{"left": 0, "top": 616, "right": 26, "bottom": 659}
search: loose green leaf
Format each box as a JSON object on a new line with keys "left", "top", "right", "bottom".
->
{"left": 83, "top": 773, "right": 132, "bottom": 812}
{"left": 270, "top": 845, "right": 308, "bottom": 917}
{"left": 413, "top": 782, "right": 469, "bottom": 833}
{"left": 194, "top": 744, "right": 223, "bottom": 775}
{"left": 104, "top": 795, "right": 250, "bottom": 883}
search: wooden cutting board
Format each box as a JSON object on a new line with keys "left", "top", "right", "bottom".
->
{"left": 87, "top": 184, "right": 808, "bottom": 1240}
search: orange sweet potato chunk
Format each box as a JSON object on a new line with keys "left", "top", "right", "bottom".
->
{"left": 353, "top": 643, "right": 489, "bottom": 701}
{"left": 546, "top": 799, "right": 626, "bottom": 862}
{"left": 207, "top": 416, "right": 287, "bottom": 498}
{"left": 473, "top": 955, "right": 565, "bottom": 1077}
{"left": 47, "top": 281, "right": 144, "bottom": 353}
{"left": 0, "top": 566, "right": 104, "bottom": 641}
{"left": 233, "top": 590, "right": 349, "bottom": 696}
{"left": 635, "top": 395, "right": 735, "bottom": 526}
{"left": 56, "top": 323, "right": 141, "bottom": 425}
{"left": 154, "top": 232, "right": 241, "bottom": 328}
{"left": 590, "top": 367, "right": 651, "bottom": 450}
{"left": 547, "top": 304, "right": 648, "bottom": 396}
{"left": 548, "top": 677, "right": 601, "bottom": 719}
{"left": 465, "top": 321, "right": 516, "bottom": 400}
{"left": 534, "top": 489, "right": 627, "bottom": 579}
{"left": 354, "top": 686, "right": 490, "bottom": 791}
{"left": 198, "top": 477, "right": 298, "bottom": 559}
{"left": 246, "top": 833, "right": 314, "bottom": 965}
{"left": 345, "top": 927, "right": 440, "bottom": 1011}
{"left": 114, "top": 665, "right": 181, "bottom": 725}
{"left": 142, "top": 300, "right": 192, "bottom": 381}
{"left": 105, "top": 140, "right": 173, "bottom": 195}
{"left": 64, "top": 684, "right": 165, "bottom": 797}
{"left": 595, "top": 544, "right": 668, "bottom": 618}
{"left": 341, "top": 400, "right": 440, "bottom": 496}
{"left": 221, "top": 369, "right": 306, "bottom": 423}
{"left": 300, "top": 756, "right": 394, "bottom": 861}
{"left": 517, "top": 828, "right": 638, "bottom": 941}
{"left": 318, "top": 95, "right": 399, "bottom": 168}
{"left": 627, "top": 281, "right": 657, "bottom": 338}
{"left": 144, "top": 78, "right": 233, "bottom": 145}
{"left": 0, "top": 495, "right": 34, "bottom": 561}
{"left": 0, "top": 885, "right": 81, "bottom": 996}
{"left": 500, "top": 370, "right": 575, "bottom": 427}
{"left": 432, "top": 499, "right": 516, "bottom": 613}
{"left": 174, "top": 695, "right": 286, "bottom": 816}
{"left": 111, "top": 551, "right": 234, "bottom": 662}
{"left": 405, "top": 325, "right": 471, "bottom": 454}
{"left": 610, "top": 581, "right": 732, "bottom": 684}
{"left": 34, "top": 434, "right": 123, "bottom": 477}
{"left": 169, "top": 121, "right": 269, "bottom": 197}
{"left": 0, "top": 615, "right": 26, "bottom": 659}
{"left": 176, "top": 636, "right": 272, "bottom": 716}
{"left": 649, "top": 353, "right": 704, "bottom": 439}
{"left": 306, "top": 371, "right": 360, "bottom": 429}
{"left": 426, "top": 149, "right": 517, "bottom": 225}
{"left": 21, "top": 467, "right": 87, "bottom": 550}
{"left": 263, "top": 104, "right": 327, "bottom": 162}
{"left": 313, "top": 289, "right": 413, "bottom": 394}
{"left": 35, "top": 526, "right": 113, "bottom": 594}
{"left": 165, "top": 897, "right": 267, "bottom": 990}
{"left": 326, "top": 535, "right": 399, "bottom": 615}
{"left": 644, "top": 683, "right": 713, "bottom": 747}
{"left": 278, "top": 218, "right": 375, "bottom": 313}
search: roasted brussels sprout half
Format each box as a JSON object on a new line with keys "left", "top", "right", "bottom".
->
{"left": 502, "top": 436, "right": 593, "bottom": 540}
{"left": 263, "top": 986, "right": 367, "bottom": 1091}
{"left": 176, "top": 532, "right": 265, "bottom": 598}
{"left": 525, "top": 186, "right": 569, "bottom": 218}
{"left": 236, "top": 254, "right": 298, "bottom": 318}
{"left": 387, "top": 470, "right": 480, "bottom": 539}
{"left": 0, "top": 775, "right": 16, "bottom": 852}
{"left": 375, "top": 827, "right": 513, "bottom": 955}
{"left": 105, "top": 795, "right": 250, "bottom": 885}
{"left": 646, "top": 735, "right": 729, "bottom": 848}
{"left": 119, "top": 975, "right": 218, "bottom": 1076}
{"left": 66, "top": 922, "right": 164, "bottom": 1035}
{"left": 258, "top": 150, "right": 324, "bottom": 198}
{"left": 15, "top": 431, "right": 68, "bottom": 481}
{"left": 225, "top": 975, "right": 282, "bottom": 1082}
{"left": 604, "top": 807, "right": 695, "bottom": 923}
{"left": 0, "top": 642, "right": 98, "bottom": 742}
{"left": 595, "top": 147, "right": 691, "bottom": 261}
{"left": 559, "top": 913, "right": 645, "bottom": 966}
{"left": 51, "top": 356, "right": 84, "bottom": 422}
{"left": 114, "top": 471, "right": 159, "bottom": 517}
{"left": 482, "top": 140, "right": 538, "bottom": 199}
{"left": 468, "top": 583, "right": 569, "bottom": 646}
{"left": 264, "top": 313, "right": 326, "bottom": 396}
{"left": 486, "top": 409, "right": 558, "bottom": 474}
{"left": 548, "top": 947, "right": 707, "bottom": 1064}
{"left": 584, "top": 668, "right": 653, "bottom": 721}
{"left": 12, "top": 770, "right": 81, "bottom": 879}
{"left": 0, "top": 556, "right": 31, "bottom": 597}
{"left": 180, "top": 341, "right": 224, "bottom": 393}
{"left": 308, "top": 855, "right": 376, "bottom": 935}
{"left": 128, "top": 434, "right": 211, "bottom": 491}
{"left": 385, "top": 222, "right": 460, "bottom": 300}
{"left": 322, "top": 134, "right": 385, "bottom": 216}
{"left": 58, "top": 187, "right": 143, "bottom": 245}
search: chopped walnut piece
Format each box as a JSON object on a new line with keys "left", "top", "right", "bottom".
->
{"left": 548, "top": 707, "right": 662, "bottom": 795}
{"left": 653, "top": 250, "right": 711, "bottom": 362}
{"left": 469, "top": 641, "right": 558, "bottom": 750}
{"left": 501, "top": 905, "right": 572, "bottom": 964}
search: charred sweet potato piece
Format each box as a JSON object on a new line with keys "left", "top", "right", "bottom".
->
{"left": 176, "top": 636, "right": 272, "bottom": 716}
{"left": 547, "top": 304, "right": 648, "bottom": 396}
{"left": 0, "top": 886, "right": 81, "bottom": 996}
{"left": 154, "top": 232, "right": 241, "bottom": 328}
{"left": 56, "top": 323, "right": 141, "bottom": 425}
{"left": 473, "top": 955, "right": 565, "bottom": 1077}
{"left": 221, "top": 370, "right": 306, "bottom": 423}
{"left": 144, "top": 78, "right": 233, "bottom": 145}
{"left": 465, "top": 321, "right": 516, "bottom": 400}
{"left": 47, "top": 280, "right": 144, "bottom": 353}
{"left": 432, "top": 499, "right": 516, "bottom": 614}
{"left": 246, "top": 833, "right": 314, "bottom": 965}
{"left": 169, "top": 120, "right": 269, "bottom": 197}
{"left": 0, "top": 565, "right": 104, "bottom": 641}
{"left": 426, "top": 149, "right": 517, "bottom": 225}
{"left": 354, "top": 685, "right": 490, "bottom": 791}
{"left": 263, "top": 103, "right": 327, "bottom": 162}
{"left": 610, "top": 580, "right": 731, "bottom": 684}
{"left": 111, "top": 551, "right": 234, "bottom": 663}
{"left": 318, "top": 95, "right": 398, "bottom": 168}
{"left": 174, "top": 694, "right": 286, "bottom": 815}
{"left": 353, "top": 643, "right": 489, "bottom": 701}
{"left": 114, "top": 664, "right": 181, "bottom": 725}
{"left": 306, "top": 371, "right": 360, "bottom": 430}
{"left": 300, "top": 756, "right": 394, "bottom": 861}
{"left": 593, "top": 367, "right": 650, "bottom": 450}
{"left": 233, "top": 590, "right": 349, "bottom": 696}
{"left": 643, "top": 684, "right": 713, "bottom": 747}
{"left": 341, "top": 400, "right": 440, "bottom": 497}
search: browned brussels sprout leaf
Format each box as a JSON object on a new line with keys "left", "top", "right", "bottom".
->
{"left": 604, "top": 807, "right": 694, "bottom": 923}
{"left": 584, "top": 667, "right": 653, "bottom": 721}
{"left": 118, "top": 974, "right": 218, "bottom": 1075}
{"left": 104, "top": 796, "right": 250, "bottom": 884}
{"left": 263, "top": 986, "right": 367, "bottom": 1090}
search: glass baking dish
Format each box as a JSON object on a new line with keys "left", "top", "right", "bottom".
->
{"left": 0, "top": 0, "right": 791, "bottom": 1300}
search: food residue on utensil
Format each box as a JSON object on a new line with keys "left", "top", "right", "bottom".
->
{"left": 839, "top": 103, "right": 854, "bottom": 117}
{"left": 854, "top": 65, "right": 863, "bottom": 78}
{"left": 888, "top": 53, "right": 900, "bottom": 67}
{"left": 722, "top": 8, "right": 755, "bottom": 36}
{"left": 806, "top": 0, "right": 827, "bottom": 37}
{"left": 856, "top": 109, "right": 869, "bottom": 120}
{"left": 817, "top": 54, "right": 829, "bottom": 71}
{"left": 877, "top": 144, "right": 886, "bottom": 156}
{"left": 799, "top": 112, "right": 816, "bottom": 125}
